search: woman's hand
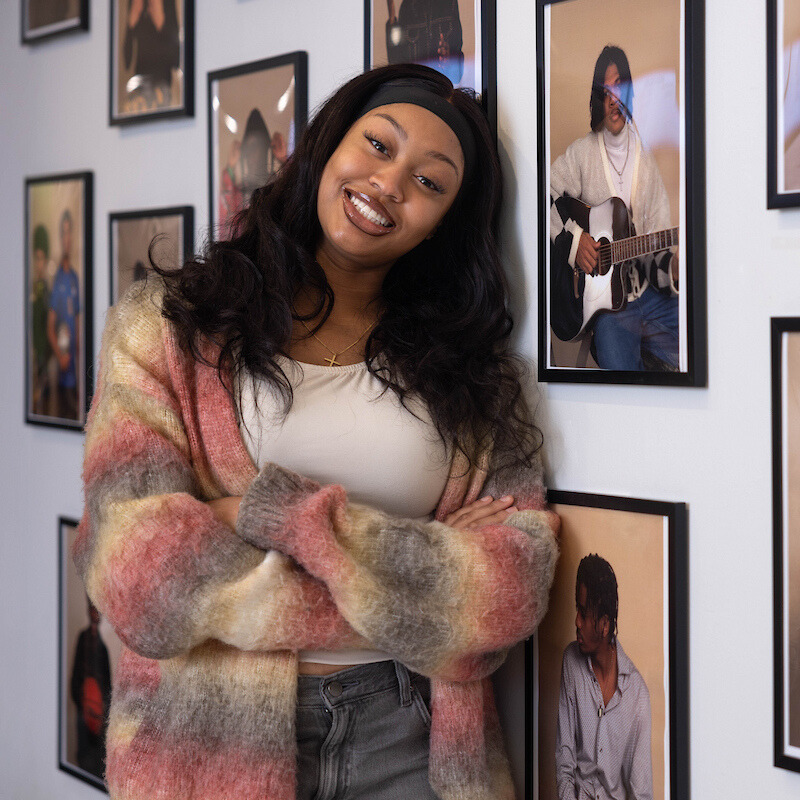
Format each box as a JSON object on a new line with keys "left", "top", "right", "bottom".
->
{"left": 444, "top": 495, "right": 518, "bottom": 531}
{"left": 207, "top": 496, "right": 242, "bottom": 529}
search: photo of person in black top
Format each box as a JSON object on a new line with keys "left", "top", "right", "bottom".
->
{"left": 120, "top": 0, "right": 180, "bottom": 112}
{"left": 385, "top": 0, "right": 464, "bottom": 84}
{"left": 70, "top": 599, "right": 112, "bottom": 780}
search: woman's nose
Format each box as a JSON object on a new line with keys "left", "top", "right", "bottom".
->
{"left": 370, "top": 164, "right": 404, "bottom": 203}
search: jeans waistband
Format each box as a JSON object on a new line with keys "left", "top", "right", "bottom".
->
{"left": 297, "top": 660, "right": 427, "bottom": 710}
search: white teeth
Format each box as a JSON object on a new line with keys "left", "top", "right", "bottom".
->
{"left": 348, "top": 193, "right": 392, "bottom": 227}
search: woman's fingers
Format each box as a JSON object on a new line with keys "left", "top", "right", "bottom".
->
{"left": 445, "top": 496, "right": 517, "bottom": 530}
{"left": 469, "top": 507, "right": 518, "bottom": 528}
{"left": 444, "top": 495, "right": 493, "bottom": 523}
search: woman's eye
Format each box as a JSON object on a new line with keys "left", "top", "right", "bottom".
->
{"left": 416, "top": 175, "right": 443, "bottom": 193}
{"left": 365, "top": 134, "right": 388, "bottom": 154}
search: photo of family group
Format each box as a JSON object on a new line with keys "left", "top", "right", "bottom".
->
{"left": 25, "top": 172, "right": 92, "bottom": 430}
{"left": 528, "top": 491, "right": 688, "bottom": 800}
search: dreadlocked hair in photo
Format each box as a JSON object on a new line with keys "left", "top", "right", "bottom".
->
{"left": 576, "top": 554, "right": 619, "bottom": 644}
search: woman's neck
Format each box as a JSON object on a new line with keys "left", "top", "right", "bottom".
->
{"left": 288, "top": 250, "right": 386, "bottom": 366}
{"left": 311, "top": 248, "right": 388, "bottom": 320}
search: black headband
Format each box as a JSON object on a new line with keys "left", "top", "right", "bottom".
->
{"left": 357, "top": 81, "right": 476, "bottom": 182}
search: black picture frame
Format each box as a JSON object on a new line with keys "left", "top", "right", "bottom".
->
{"left": 767, "top": 0, "right": 800, "bottom": 208}
{"left": 109, "top": 0, "right": 195, "bottom": 126}
{"left": 363, "top": 0, "right": 497, "bottom": 133}
{"left": 536, "top": 0, "right": 707, "bottom": 386}
{"left": 771, "top": 317, "right": 800, "bottom": 773}
{"left": 21, "top": 0, "right": 88, "bottom": 44}
{"left": 25, "top": 171, "right": 93, "bottom": 431}
{"left": 58, "top": 516, "right": 122, "bottom": 793}
{"left": 109, "top": 205, "right": 194, "bottom": 305}
{"left": 525, "top": 490, "right": 689, "bottom": 800}
{"left": 207, "top": 51, "right": 308, "bottom": 240}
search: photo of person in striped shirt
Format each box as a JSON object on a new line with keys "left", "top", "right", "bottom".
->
{"left": 556, "top": 554, "right": 654, "bottom": 800}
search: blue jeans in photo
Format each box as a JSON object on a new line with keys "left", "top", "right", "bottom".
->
{"left": 295, "top": 660, "right": 440, "bottom": 800}
{"left": 592, "top": 285, "right": 679, "bottom": 371}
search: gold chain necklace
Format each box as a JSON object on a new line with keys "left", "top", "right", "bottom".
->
{"left": 298, "top": 317, "right": 377, "bottom": 367}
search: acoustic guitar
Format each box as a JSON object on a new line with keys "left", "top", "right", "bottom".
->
{"left": 552, "top": 195, "right": 678, "bottom": 340}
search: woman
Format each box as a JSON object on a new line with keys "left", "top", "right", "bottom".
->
{"left": 77, "top": 64, "right": 558, "bottom": 800}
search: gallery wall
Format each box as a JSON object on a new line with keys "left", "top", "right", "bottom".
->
{"left": 0, "top": 1, "right": 799, "bottom": 798}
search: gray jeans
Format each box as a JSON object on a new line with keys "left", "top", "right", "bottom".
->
{"left": 295, "top": 661, "right": 440, "bottom": 800}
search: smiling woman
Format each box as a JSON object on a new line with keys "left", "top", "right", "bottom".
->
{"left": 77, "top": 64, "right": 559, "bottom": 800}
{"left": 315, "top": 102, "right": 464, "bottom": 274}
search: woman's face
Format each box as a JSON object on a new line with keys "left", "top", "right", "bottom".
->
{"left": 316, "top": 102, "right": 465, "bottom": 272}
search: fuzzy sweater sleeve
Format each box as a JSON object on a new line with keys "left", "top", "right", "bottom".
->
{"left": 236, "top": 449, "right": 559, "bottom": 682}
{"left": 76, "top": 285, "right": 367, "bottom": 660}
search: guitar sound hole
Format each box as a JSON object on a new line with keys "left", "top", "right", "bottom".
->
{"left": 597, "top": 239, "right": 611, "bottom": 275}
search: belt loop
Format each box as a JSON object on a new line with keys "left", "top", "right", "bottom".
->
{"left": 394, "top": 661, "right": 413, "bottom": 707}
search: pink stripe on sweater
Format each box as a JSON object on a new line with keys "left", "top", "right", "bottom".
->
{"left": 83, "top": 414, "right": 190, "bottom": 489}
{"left": 167, "top": 332, "right": 257, "bottom": 497}
{"left": 96, "top": 497, "right": 226, "bottom": 656}
{"left": 107, "top": 737, "right": 296, "bottom": 800}
{"left": 467, "top": 524, "right": 543, "bottom": 646}
{"left": 283, "top": 485, "right": 351, "bottom": 578}
{"left": 429, "top": 680, "right": 487, "bottom": 760}
{"left": 114, "top": 649, "right": 161, "bottom": 698}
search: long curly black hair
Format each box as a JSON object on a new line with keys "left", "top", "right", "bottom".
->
{"left": 153, "top": 63, "right": 541, "bottom": 470}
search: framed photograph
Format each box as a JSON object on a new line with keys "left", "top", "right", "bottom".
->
{"left": 526, "top": 490, "right": 689, "bottom": 800}
{"left": 25, "top": 171, "right": 93, "bottom": 430}
{"left": 109, "top": 205, "right": 193, "bottom": 305}
{"left": 364, "top": 0, "right": 497, "bottom": 130}
{"left": 58, "top": 516, "right": 123, "bottom": 792}
{"left": 21, "top": 0, "right": 88, "bottom": 44}
{"left": 110, "top": 0, "right": 194, "bottom": 125}
{"left": 772, "top": 318, "right": 800, "bottom": 772}
{"left": 537, "top": 0, "right": 706, "bottom": 386}
{"left": 208, "top": 51, "right": 308, "bottom": 240}
{"left": 768, "top": 0, "right": 800, "bottom": 207}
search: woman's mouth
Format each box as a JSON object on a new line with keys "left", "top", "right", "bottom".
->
{"left": 343, "top": 189, "right": 395, "bottom": 235}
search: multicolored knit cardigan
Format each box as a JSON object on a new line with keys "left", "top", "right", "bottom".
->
{"left": 76, "top": 282, "right": 559, "bottom": 800}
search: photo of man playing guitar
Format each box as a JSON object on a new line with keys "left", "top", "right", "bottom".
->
{"left": 549, "top": 45, "right": 679, "bottom": 371}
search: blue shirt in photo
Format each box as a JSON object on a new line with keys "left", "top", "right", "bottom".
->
{"left": 49, "top": 263, "right": 80, "bottom": 388}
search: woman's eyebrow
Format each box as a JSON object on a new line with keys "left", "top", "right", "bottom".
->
{"left": 374, "top": 113, "right": 407, "bottom": 140}
{"left": 426, "top": 150, "right": 460, "bottom": 177}
{"left": 373, "top": 113, "right": 460, "bottom": 177}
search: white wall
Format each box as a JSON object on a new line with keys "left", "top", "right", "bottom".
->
{"left": 0, "top": 1, "right": 797, "bottom": 798}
